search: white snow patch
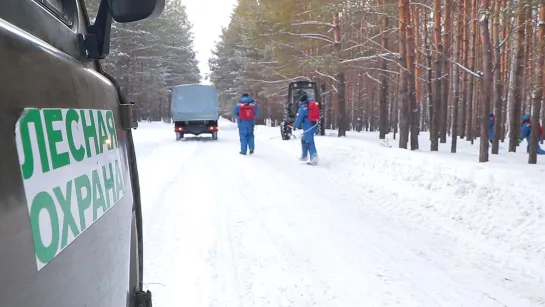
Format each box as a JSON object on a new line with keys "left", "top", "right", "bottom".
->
{"left": 132, "top": 120, "right": 545, "bottom": 306}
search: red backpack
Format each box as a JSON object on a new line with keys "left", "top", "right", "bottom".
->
{"left": 307, "top": 101, "right": 320, "bottom": 122}
{"left": 238, "top": 103, "right": 255, "bottom": 120}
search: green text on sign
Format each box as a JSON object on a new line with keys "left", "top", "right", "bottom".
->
{"left": 15, "top": 108, "right": 126, "bottom": 270}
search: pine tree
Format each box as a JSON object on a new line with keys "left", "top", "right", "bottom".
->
{"left": 85, "top": 0, "right": 200, "bottom": 121}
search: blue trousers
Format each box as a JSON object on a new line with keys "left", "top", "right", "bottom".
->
{"left": 526, "top": 143, "right": 545, "bottom": 154}
{"left": 301, "top": 138, "right": 317, "bottom": 161}
{"left": 238, "top": 126, "right": 255, "bottom": 153}
{"left": 524, "top": 136, "right": 545, "bottom": 154}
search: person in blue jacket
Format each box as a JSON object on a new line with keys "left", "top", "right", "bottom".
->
{"left": 293, "top": 94, "right": 318, "bottom": 165}
{"left": 488, "top": 112, "right": 495, "bottom": 143}
{"left": 233, "top": 93, "right": 259, "bottom": 155}
{"left": 519, "top": 113, "right": 545, "bottom": 154}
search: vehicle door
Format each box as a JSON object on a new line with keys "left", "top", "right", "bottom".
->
{"left": 0, "top": 1, "right": 138, "bottom": 306}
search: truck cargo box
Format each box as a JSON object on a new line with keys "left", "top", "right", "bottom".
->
{"left": 171, "top": 84, "right": 219, "bottom": 122}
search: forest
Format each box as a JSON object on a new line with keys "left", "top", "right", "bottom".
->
{"left": 208, "top": 0, "right": 545, "bottom": 163}
{"left": 87, "top": 0, "right": 201, "bottom": 121}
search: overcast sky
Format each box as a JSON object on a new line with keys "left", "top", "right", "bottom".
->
{"left": 182, "top": 0, "right": 237, "bottom": 82}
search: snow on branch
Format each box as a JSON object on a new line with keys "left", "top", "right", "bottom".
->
{"left": 291, "top": 21, "right": 336, "bottom": 28}
{"left": 279, "top": 31, "right": 335, "bottom": 44}
{"left": 341, "top": 52, "right": 399, "bottom": 64}
{"left": 245, "top": 75, "right": 311, "bottom": 84}
{"left": 448, "top": 58, "right": 481, "bottom": 78}
{"left": 409, "top": 2, "right": 433, "bottom": 11}
{"left": 314, "top": 70, "right": 339, "bottom": 83}
{"left": 364, "top": 72, "right": 381, "bottom": 84}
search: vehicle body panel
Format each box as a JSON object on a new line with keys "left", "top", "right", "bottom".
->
{"left": 171, "top": 83, "right": 220, "bottom": 122}
{"left": 0, "top": 1, "right": 136, "bottom": 306}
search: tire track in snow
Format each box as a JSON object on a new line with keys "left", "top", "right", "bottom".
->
{"left": 182, "top": 140, "right": 444, "bottom": 306}
{"left": 233, "top": 150, "right": 455, "bottom": 306}
{"left": 141, "top": 139, "right": 223, "bottom": 307}
{"left": 138, "top": 124, "right": 542, "bottom": 306}
{"left": 137, "top": 140, "right": 200, "bottom": 218}
{"left": 248, "top": 140, "right": 542, "bottom": 306}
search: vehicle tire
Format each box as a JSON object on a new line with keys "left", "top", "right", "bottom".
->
{"left": 176, "top": 132, "right": 183, "bottom": 141}
{"left": 280, "top": 122, "right": 291, "bottom": 140}
{"left": 212, "top": 131, "right": 218, "bottom": 140}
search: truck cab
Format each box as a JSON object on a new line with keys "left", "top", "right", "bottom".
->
{"left": 0, "top": 0, "right": 163, "bottom": 306}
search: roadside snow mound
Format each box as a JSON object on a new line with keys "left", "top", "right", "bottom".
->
{"left": 260, "top": 126, "right": 545, "bottom": 267}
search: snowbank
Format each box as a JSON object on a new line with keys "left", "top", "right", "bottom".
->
{"left": 258, "top": 125, "right": 545, "bottom": 276}
{"left": 132, "top": 121, "right": 176, "bottom": 158}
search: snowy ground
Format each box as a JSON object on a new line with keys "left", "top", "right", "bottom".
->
{"left": 133, "top": 118, "right": 545, "bottom": 307}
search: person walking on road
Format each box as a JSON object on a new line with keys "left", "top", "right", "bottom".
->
{"left": 292, "top": 94, "right": 319, "bottom": 165}
{"left": 233, "top": 93, "right": 259, "bottom": 155}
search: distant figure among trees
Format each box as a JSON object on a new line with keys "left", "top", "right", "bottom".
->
{"left": 488, "top": 112, "right": 495, "bottom": 144}
{"left": 519, "top": 114, "right": 545, "bottom": 154}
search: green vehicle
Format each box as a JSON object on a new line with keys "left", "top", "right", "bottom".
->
{"left": 0, "top": 0, "right": 163, "bottom": 306}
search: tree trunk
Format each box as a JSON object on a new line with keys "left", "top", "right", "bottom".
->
{"left": 440, "top": 0, "right": 452, "bottom": 143}
{"left": 333, "top": 12, "right": 347, "bottom": 137}
{"left": 466, "top": 0, "right": 478, "bottom": 142}
{"left": 460, "top": 0, "right": 471, "bottom": 138}
{"left": 414, "top": 7, "right": 423, "bottom": 132}
{"left": 378, "top": 0, "right": 389, "bottom": 139}
{"left": 529, "top": 2, "right": 545, "bottom": 163}
{"left": 508, "top": 0, "right": 526, "bottom": 152}
{"left": 452, "top": 0, "right": 464, "bottom": 153}
{"left": 398, "top": 0, "right": 410, "bottom": 149}
{"left": 479, "top": 0, "right": 493, "bottom": 162}
{"left": 500, "top": 0, "right": 510, "bottom": 142}
{"left": 491, "top": 0, "right": 502, "bottom": 154}
{"left": 405, "top": 0, "right": 419, "bottom": 150}
{"left": 431, "top": 0, "right": 442, "bottom": 151}
{"left": 424, "top": 11, "right": 433, "bottom": 135}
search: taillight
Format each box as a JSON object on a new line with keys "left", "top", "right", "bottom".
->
{"left": 208, "top": 126, "right": 218, "bottom": 131}
{"left": 175, "top": 127, "right": 183, "bottom": 131}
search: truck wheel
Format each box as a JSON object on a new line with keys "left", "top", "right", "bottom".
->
{"left": 176, "top": 133, "right": 183, "bottom": 141}
{"left": 212, "top": 131, "right": 218, "bottom": 140}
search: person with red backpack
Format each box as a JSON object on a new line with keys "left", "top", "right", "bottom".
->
{"left": 233, "top": 93, "right": 259, "bottom": 155}
{"left": 293, "top": 94, "right": 320, "bottom": 165}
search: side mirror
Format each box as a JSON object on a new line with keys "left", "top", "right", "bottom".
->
{"left": 80, "top": 0, "right": 164, "bottom": 59}
{"left": 110, "top": 0, "right": 165, "bottom": 23}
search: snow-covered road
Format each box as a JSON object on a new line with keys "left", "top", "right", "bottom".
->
{"left": 134, "top": 120, "right": 544, "bottom": 307}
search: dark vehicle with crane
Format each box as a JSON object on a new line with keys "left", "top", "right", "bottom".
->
{"left": 0, "top": 0, "right": 164, "bottom": 306}
{"left": 280, "top": 80, "right": 325, "bottom": 140}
